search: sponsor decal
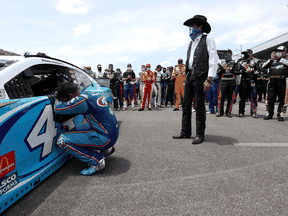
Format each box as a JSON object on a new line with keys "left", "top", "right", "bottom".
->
{"left": 0, "top": 172, "right": 18, "bottom": 196}
{"left": 97, "top": 96, "right": 108, "bottom": 107}
{"left": 0, "top": 151, "right": 16, "bottom": 178}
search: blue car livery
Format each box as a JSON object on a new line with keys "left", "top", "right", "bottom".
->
{"left": 0, "top": 53, "right": 113, "bottom": 213}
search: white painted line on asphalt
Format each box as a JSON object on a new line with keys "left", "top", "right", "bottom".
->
{"left": 233, "top": 143, "right": 288, "bottom": 147}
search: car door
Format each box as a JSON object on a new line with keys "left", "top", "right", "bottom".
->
{"left": 0, "top": 63, "right": 70, "bottom": 213}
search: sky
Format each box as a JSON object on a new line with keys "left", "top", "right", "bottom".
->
{"left": 1, "top": 0, "right": 288, "bottom": 74}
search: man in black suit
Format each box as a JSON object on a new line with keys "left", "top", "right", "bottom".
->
{"left": 173, "top": 15, "right": 218, "bottom": 144}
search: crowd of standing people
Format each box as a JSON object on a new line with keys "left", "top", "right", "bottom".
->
{"left": 83, "top": 45, "right": 288, "bottom": 123}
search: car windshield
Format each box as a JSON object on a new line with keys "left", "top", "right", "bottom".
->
{"left": 0, "top": 60, "right": 19, "bottom": 71}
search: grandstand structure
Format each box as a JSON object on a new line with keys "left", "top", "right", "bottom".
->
{"left": 251, "top": 32, "right": 288, "bottom": 60}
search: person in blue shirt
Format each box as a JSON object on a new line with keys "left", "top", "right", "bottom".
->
{"left": 54, "top": 82, "right": 119, "bottom": 175}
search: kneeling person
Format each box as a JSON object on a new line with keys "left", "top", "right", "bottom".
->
{"left": 55, "top": 82, "right": 119, "bottom": 175}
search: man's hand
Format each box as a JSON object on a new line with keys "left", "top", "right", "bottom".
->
{"left": 246, "top": 67, "right": 254, "bottom": 73}
{"left": 203, "top": 80, "right": 211, "bottom": 92}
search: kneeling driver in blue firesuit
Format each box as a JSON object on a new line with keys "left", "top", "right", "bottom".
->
{"left": 54, "top": 82, "right": 119, "bottom": 175}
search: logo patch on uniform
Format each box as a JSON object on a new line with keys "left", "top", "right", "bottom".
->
{"left": 97, "top": 97, "right": 108, "bottom": 107}
{"left": 0, "top": 172, "right": 18, "bottom": 196}
{"left": 0, "top": 151, "right": 16, "bottom": 178}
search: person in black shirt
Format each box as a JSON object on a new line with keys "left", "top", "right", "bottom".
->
{"left": 122, "top": 63, "right": 136, "bottom": 111}
{"left": 237, "top": 49, "right": 261, "bottom": 118}
{"left": 165, "top": 67, "right": 175, "bottom": 107}
{"left": 104, "top": 64, "right": 119, "bottom": 110}
{"left": 216, "top": 49, "right": 238, "bottom": 118}
{"left": 262, "top": 46, "right": 288, "bottom": 121}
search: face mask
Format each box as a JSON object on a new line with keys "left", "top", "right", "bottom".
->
{"left": 146, "top": 67, "right": 151, "bottom": 71}
{"left": 276, "top": 52, "right": 283, "bottom": 58}
{"left": 127, "top": 67, "right": 132, "bottom": 70}
{"left": 189, "top": 26, "right": 202, "bottom": 41}
{"left": 163, "top": 70, "right": 166, "bottom": 73}
{"left": 98, "top": 67, "right": 102, "bottom": 71}
{"left": 178, "top": 61, "right": 183, "bottom": 65}
{"left": 141, "top": 68, "right": 145, "bottom": 71}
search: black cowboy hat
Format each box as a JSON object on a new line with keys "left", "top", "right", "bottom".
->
{"left": 183, "top": 15, "right": 211, "bottom": 33}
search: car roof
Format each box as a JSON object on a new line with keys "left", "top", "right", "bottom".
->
{"left": 0, "top": 54, "right": 86, "bottom": 88}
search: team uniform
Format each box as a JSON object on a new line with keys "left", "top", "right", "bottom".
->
{"left": 55, "top": 90, "right": 119, "bottom": 174}
{"left": 262, "top": 56, "right": 288, "bottom": 120}
{"left": 217, "top": 60, "right": 238, "bottom": 116}
{"left": 122, "top": 70, "right": 136, "bottom": 110}
{"left": 140, "top": 70, "right": 156, "bottom": 110}
{"left": 104, "top": 70, "right": 119, "bottom": 109}
{"left": 172, "top": 64, "right": 186, "bottom": 110}
{"left": 238, "top": 57, "right": 261, "bottom": 117}
{"left": 206, "top": 75, "right": 220, "bottom": 113}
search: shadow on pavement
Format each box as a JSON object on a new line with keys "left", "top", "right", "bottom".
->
{"left": 3, "top": 156, "right": 130, "bottom": 216}
{"left": 205, "top": 135, "right": 238, "bottom": 145}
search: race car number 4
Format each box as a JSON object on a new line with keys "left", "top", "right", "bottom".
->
{"left": 26, "top": 105, "right": 57, "bottom": 160}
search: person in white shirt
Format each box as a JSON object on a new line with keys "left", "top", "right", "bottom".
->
{"left": 154, "top": 65, "right": 162, "bottom": 109}
{"left": 96, "top": 64, "right": 104, "bottom": 78}
{"left": 173, "top": 15, "right": 218, "bottom": 144}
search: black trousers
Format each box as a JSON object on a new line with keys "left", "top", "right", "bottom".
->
{"left": 181, "top": 74, "right": 207, "bottom": 137}
{"left": 165, "top": 84, "right": 175, "bottom": 106}
{"left": 219, "top": 80, "right": 236, "bottom": 115}
{"left": 257, "top": 80, "right": 267, "bottom": 101}
{"left": 110, "top": 84, "right": 118, "bottom": 108}
{"left": 238, "top": 78, "right": 257, "bottom": 114}
{"left": 266, "top": 78, "right": 286, "bottom": 116}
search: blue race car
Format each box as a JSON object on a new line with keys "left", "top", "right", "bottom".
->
{"left": 0, "top": 53, "right": 113, "bottom": 213}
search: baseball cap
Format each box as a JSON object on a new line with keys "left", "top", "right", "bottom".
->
{"left": 274, "top": 46, "right": 287, "bottom": 52}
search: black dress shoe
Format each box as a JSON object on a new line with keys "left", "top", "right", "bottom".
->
{"left": 138, "top": 108, "right": 144, "bottom": 111}
{"left": 216, "top": 113, "right": 223, "bottom": 117}
{"left": 226, "top": 114, "right": 232, "bottom": 118}
{"left": 192, "top": 136, "right": 204, "bottom": 144}
{"left": 173, "top": 108, "right": 179, "bottom": 111}
{"left": 278, "top": 116, "right": 285, "bottom": 121}
{"left": 148, "top": 108, "right": 152, "bottom": 111}
{"left": 237, "top": 113, "right": 244, "bottom": 117}
{"left": 172, "top": 134, "right": 191, "bottom": 139}
{"left": 263, "top": 115, "right": 272, "bottom": 120}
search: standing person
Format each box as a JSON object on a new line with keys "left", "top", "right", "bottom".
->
{"left": 139, "top": 63, "right": 156, "bottom": 111}
{"left": 172, "top": 58, "right": 186, "bottom": 111}
{"left": 54, "top": 82, "right": 118, "bottom": 175}
{"left": 206, "top": 74, "right": 220, "bottom": 114}
{"left": 115, "top": 68, "right": 123, "bottom": 110}
{"left": 172, "top": 15, "right": 218, "bottom": 144}
{"left": 139, "top": 65, "right": 146, "bottom": 100}
{"left": 104, "top": 64, "right": 119, "bottom": 110}
{"left": 257, "top": 68, "right": 268, "bottom": 103}
{"left": 161, "top": 67, "right": 168, "bottom": 105}
{"left": 262, "top": 46, "right": 288, "bottom": 121}
{"left": 122, "top": 63, "right": 136, "bottom": 111}
{"left": 165, "top": 67, "right": 175, "bottom": 107}
{"left": 154, "top": 65, "right": 162, "bottom": 109}
{"left": 216, "top": 50, "right": 238, "bottom": 118}
{"left": 237, "top": 49, "right": 261, "bottom": 118}
{"left": 96, "top": 64, "right": 104, "bottom": 78}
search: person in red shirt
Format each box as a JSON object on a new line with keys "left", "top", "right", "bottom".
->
{"left": 139, "top": 63, "right": 156, "bottom": 111}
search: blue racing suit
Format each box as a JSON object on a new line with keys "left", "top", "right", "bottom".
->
{"left": 54, "top": 90, "right": 119, "bottom": 166}
{"left": 206, "top": 75, "right": 220, "bottom": 113}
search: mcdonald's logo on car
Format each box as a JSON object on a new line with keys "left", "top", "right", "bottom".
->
{"left": 0, "top": 151, "right": 16, "bottom": 178}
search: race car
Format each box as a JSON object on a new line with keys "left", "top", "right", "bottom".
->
{"left": 0, "top": 53, "right": 113, "bottom": 213}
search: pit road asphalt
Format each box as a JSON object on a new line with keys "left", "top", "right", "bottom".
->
{"left": 3, "top": 101, "right": 288, "bottom": 216}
